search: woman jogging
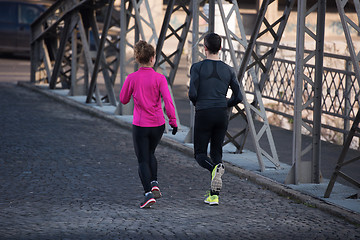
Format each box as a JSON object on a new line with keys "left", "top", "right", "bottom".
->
{"left": 120, "top": 40, "right": 178, "bottom": 208}
{"left": 188, "top": 32, "right": 242, "bottom": 205}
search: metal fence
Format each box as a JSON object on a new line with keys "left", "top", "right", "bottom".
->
{"left": 218, "top": 39, "right": 358, "bottom": 147}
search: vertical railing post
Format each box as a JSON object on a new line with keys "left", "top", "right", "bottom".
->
{"left": 312, "top": 0, "right": 326, "bottom": 184}
{"left": 117, "top": 0, "right": 133, "bottom": 115}
{"left": 291, "top": 0, "right": 307, "bottom": 184}
{"left": 208, "top": 0, "right": 215, "bottom": 33}
{"left": 185, "top": 0, "right": 200, "bottom": 143}
{"left": 286, "top": 0, "right": 326, "bottom": 184}
{"left": 344, "top": 59, "right": 352, "bottom": 144}
{"left": 70, "top": 29, "right": 78, "bottom": 96}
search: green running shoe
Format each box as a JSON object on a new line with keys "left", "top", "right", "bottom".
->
{"left": 204, "top": 192, "right": 219, "bottom": 205}
{"left": 211, "top": 163, "right": 225, "bottom": 192}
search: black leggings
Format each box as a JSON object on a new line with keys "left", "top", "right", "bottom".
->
{"left": 194, "top": 107, "right": 229, "bottom": 173}
{"left": 132, "top": 124, "right": 165, "bottom": 193}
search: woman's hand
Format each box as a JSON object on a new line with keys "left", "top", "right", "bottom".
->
{"left": 171, "top": 126, "right": 178, "bottom": 135}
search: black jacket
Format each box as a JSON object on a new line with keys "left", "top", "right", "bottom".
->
{"left": 188, "top": 59, "right": 242, "bottom": 111}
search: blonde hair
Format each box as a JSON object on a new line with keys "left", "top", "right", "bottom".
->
{"left": 134, "top": 40, "right": 155, "bottom": 65}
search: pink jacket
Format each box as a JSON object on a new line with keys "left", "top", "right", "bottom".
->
{"left": 119, "top": 67, "right": 177, "bottom": 128}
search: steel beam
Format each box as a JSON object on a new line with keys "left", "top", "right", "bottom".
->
{"left": 49, "top": 13, "right": 79, "bottom": 89}
{"left": 285, "top": 0, "right": 327, "bottom": 184}
{"left": 86, "top": 1, "right": 117, "bottom": 106}
{"left": 184, "top": 0, "right": 200, "bottom": 143}
{"left": 325, "top": 0, "right": 360, "bottom": 197}
{"left": 31, "top": 0, "right": 115, "bottom": 96}
{"left": 78, "top": 12, "right": 103, "bottom": 106}
{"left": 312, "top": 0, "right": 327, "bottom": 184}
{"left": 324, "top": 110, "right": 360, "bottom": 198}
{"left": 116, "top": 0, "right": 134, "bottom": 115}
{"left": 153, "top": 0, "right": 193, "bottom": 130}
{"left": 154, "top": 0, "right": 193, "bottom": 86}
{"left": 235, "top": 0, "right": 296, "bottom": 170}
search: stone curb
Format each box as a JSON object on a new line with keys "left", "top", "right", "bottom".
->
{"left": 18, "top": 81, "right": 360, "bottom": 226}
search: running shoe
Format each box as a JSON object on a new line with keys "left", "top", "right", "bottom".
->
{"left": 140, "top": 192, "right": 156, "bottom": 208}
{"left": 151, "top": 180, "right": 162, "bottom": 199}
{"left": 211, "top": 163, "right": 225, "bottom": 192}
{"left": 204, "top": 192, "right": 219, "bottom": 205}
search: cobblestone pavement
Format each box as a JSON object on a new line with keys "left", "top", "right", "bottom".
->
{"left": 0, "top": 82, "right": 359, "bottom": 240}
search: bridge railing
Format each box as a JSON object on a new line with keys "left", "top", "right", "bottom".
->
{"left": 218, "top": 38, "right": 358, "bottom": 147}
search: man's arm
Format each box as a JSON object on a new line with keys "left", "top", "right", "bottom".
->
{"left": 188, "top": 64, "right": 199, "bottom": 106}
{"left": 227, "top": 70, "right": 242, "bottom": 107}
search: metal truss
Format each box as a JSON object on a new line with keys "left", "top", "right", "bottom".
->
{"left": 335, "top": 0, "right": 360, "bottom": 86}
{"left": 216, "top": 0, "right": 249, "bottom": 153}
{"left": 85, "top": 0, "right": 119, "bottom": 106}
{"left": 185, "top": 0, "right": 287, "bottom": 171}
{"left": 31, "top": 0, "right": 180, "bottom": 123}
{"left": 31, "top": 0, "right": 118, "bottom": 107}
{"left": 285, "top": 0, "right": 327, "bottom": 184}
{"left": 234, "top": 0, "right": 296, "bottom": 171}
{"left": 30, "top": 0, "right": 360, "bottom": 179}
{"left": 115, "top": 0, "right": 164, "bottom": 115}
{"left": 153, "top": 0, "right": 192, "bottom": 129}
{"left": 255, "top": 0, "right": 297, "bottom": 94}
{"left": 154, "top": 0, "right": 192, "bottom": 87}
{"left": 324, "top": 110, "right": 360, "bottom": 198}
{"left": 31, "top": 0, "right": 79, "bottom": 88}
{"left": 324, "top": 0, "right": 360, "bottom": 197}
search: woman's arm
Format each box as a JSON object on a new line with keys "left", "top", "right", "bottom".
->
{"left": 119, "top": 76, "right": 133, "bottom": 104}
{"left": 159, "top": 75, "right": 177, "bottom": 128}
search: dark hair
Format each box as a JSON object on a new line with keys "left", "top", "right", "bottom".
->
{"left": 134, "top": 40, "right": 155, "bottom": 64}
{"left": 204, "top": 32, "right": 221, "bottom": 54}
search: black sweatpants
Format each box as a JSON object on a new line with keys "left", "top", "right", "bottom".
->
{"left": 194, "top": 107, "right": 229, "bottom": 173}
{"left": 132, "top": 124, "right": 165, "bottom": 193}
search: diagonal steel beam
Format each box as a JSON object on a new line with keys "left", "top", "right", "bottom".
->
{"left": 86, "top": 0, "right": 117, "bottom": 106}
{"left": 154, "top": 0, "right": 193, "bottom": 86}
{"left": 325, "top": 0, "right": 360, "bottom": 196}
{"left": 324, "top": 110, "right": 360, "bottom": 198}
{"left": 49, "top": 13, "right": 79, "bottom": 89}
{"left": 234, "top": 0, "right": 296, "bottom": 170}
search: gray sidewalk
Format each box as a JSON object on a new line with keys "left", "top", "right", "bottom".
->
{"left": 17, "top": 82, "right": 360, "bottom": 226}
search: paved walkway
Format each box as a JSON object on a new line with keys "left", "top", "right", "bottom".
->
{"left": 1, "top": 82, "right": 360, "bottom": 239}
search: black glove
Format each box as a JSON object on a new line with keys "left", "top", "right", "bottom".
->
{"left": 171, "top": 126, "right": 178, "bottom": 135}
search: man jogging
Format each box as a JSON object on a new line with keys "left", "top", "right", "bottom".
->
{"left": 188, "top": 32, "right": 242, "bottom": 205}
